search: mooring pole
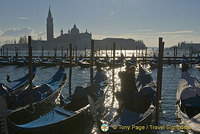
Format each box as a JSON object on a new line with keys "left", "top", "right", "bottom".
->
{"left": 145, "top": 47, "right": 147, "bottom": 57}
{"left": 139, "top": 47, "right": 140, "bottom": 56}
{"left": 142, "top": 46, "right": 144, "bottom": 56}
{"left": 28, "top": 36, "right": 33, "bottom": 108}
{"left": 112, "top": 43, "right": 116, "bottom": 102}
{"left": 67, "top": 47, "right": 69, "bottom": 58}
{"left": 61, "top": 46, "right": 64, "bottom": 57}
{"left": 85, "top": 48, "right": 87, "bottom": 60}
{"left": 106, "top": 46, "right": 107, "bottom": 55}
{"left": 136, "top": 46, "right": 138, "bottom": 57}
{"left": 69, "top": 44, "right": 72, "bottom": 96}
{"left": 41, "top": 46, "right": 44, "bottom": 57}
{"left": 174, "top": 46, "right": 176, "bottom": 66}
{"left": 6, "top": 48, "right": 8, "bottom": 57}
{"left": 155, "top": 37, "right": 164, "bottom": 126}
{"left": 75, "top": 46, "right": 78, "bottom": 62}
{"left": 73, "top": 48, "right": 75, "bottom": 60}
{"left": 111, "top": 47, "right": 113, "bottom": 58}
{"left": 90, "top": 40, "right": 94, "bottom": 99}
{"left": 98, "top": 48, "right": 100, "bottom": 58}
{"left": 2, "top": 46, "right": 4, "bottom": 56}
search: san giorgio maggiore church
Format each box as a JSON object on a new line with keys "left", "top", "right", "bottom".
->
{"left": 32, "top": 7, "right": 92, "bottom": 50}
{"left": 2, "top": 8, "right": 146, "bottom": 51}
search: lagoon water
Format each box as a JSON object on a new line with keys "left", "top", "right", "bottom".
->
{"left": 0, "top": 48, "right": 199, "bottom": 134}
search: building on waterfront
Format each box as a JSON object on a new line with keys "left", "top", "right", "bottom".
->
{"left": 178, "top": 42, "right": 200, "bottom": 50}
{"left": 1, "top": 7, "right": 146, "bottom": 52}
{"left": 94, "top": 38, "right": 145, "bottom": 50}
{"left": 32, "top": 7, "right": 92, "bottom": 50}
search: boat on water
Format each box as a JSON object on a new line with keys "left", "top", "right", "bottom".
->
{"left": 149, "top": 54, "right": 158, "bottom": 69}
{"left": 108, "top": 53, "right": 125, "bottom": 68}
{"left": 7, "top": 66, "right": 67, "bottom": 127}
{"left": 176, "top": 68, "right": 200, "bottom": 133}
{"left": 10, "top": 68, "right": 107, "bottom": 134}
{"left": 195, "top": 55, "right": 200, "bottom": 69}
{"left": 125, "top": 54, "right": 137, "bottom": 70}
{"left": 98, "top": 65, "right": 156, "bottom": 133}
{"left": 179, "top": 54, "right": 191, "bottom": 71}
{"left": 0, "top": 66, "right": 37, "bottom": 96}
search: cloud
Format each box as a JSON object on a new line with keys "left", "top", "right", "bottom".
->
{"left": 1, "top": 27, "right": 34, "bottom": 37}
{"left": 17, "top": 16, "right": 31, "bottom": 20}
{"left": 136, "top": 29, "right": 152, "bottom": 32}
{"left": 161, "top": 30, "right": 194, "bottom": 35}
{"left": 0, "top": 30, "right": 3, "bottom": 36}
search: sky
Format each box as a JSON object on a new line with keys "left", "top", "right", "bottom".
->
{"left": 0, "top": 0, "right": 200, "bottom": 47}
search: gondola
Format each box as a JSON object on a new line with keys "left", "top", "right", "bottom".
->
{"left": 108, "top": 53, "right": 125, "bottom": 68}
{"left": 10, "top": 68, "right": 107, "bottom": 134}
{"left": 99, "top": 65, "right": 156, "bottom": 133}
{"left": 77, "top": 59, "right": 90, "bottom": 68}
{"left": 0, "top": 57, "right": 13, "bottom": 66}
{"left": 179, "top": 54, "right": 191, "bottom": 71}
{"left": 95, "top": 57, "right": 107, "bottom": 68}
{"left": 149, "top": 54, "right": 158, "bottom": 69}
{"left": 176, "top": 68, "right": 200, "bottom": 133}
{"left": 0, "top": 66, "right": 37, "bottom": 96}
{"left": 7, "top": 66, "right": 67, "bottom": 127}
{"left": 125, "top": 54, "right": 137, "bottom": 70}
{"left": 195, "top": 55, "right": 200, "bottom": 69}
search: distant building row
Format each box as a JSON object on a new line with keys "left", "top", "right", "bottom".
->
{"left": 1, "top": 7, "right": 146, "bottom": 51}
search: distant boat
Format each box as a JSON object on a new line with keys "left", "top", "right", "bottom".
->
{"left": 149, "top": 54, "right": 158, "bottom": 69}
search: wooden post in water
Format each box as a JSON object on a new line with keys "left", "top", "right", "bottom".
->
{"left": 90, "top": 40, "right": 94, "bottom": 99}
{"left": 155, "top": 37, "right": 164, "bottom": 126}
{"left": 2, "top": 46, "right": 4, "bottom": 56}
{"left": 111, "top": 47, "right": 112, "bottom": 58}
{"left": 75, "top": 46, "right": 78, "bottom": 62}
{"left": 67, "top": 47, "right": 69, "bottom": 58}
{"left": 125, "top": 48, "right": 127, "bottom": 58}
{"left": 61, "top": 46, "right": 64, "bottom": 57}
{"left": 85, "top": 48, "right": 87, "bottom": 60}
{"left": 145, "top": 47, "right": 147, "bottom": 57}
{"left": 139, "top": 47, "right": 140, "bottom": 56}
{"left": 69, "top": 44, "right": 72, "bottom": 96}
{"left": 136, "top": 46, "right": 138, "bottom": 57}
{"left": 28, "top": 36, "right": 33, "bottom": 108}
{"left": 98, "top": 48, "right": 100, "bottom": 58}
{"left": 41, "top": 46, "right": 44, "bottom": 57}
{"left": 6, "top": 48, "right": 8, "bottom": 57}
{"left": 72, "top": 48, "right": 75, "bottom": 59}
{"left": 174, "top": 46, "right": 176, "bottom": 66}
{"left": 112, "top": 43, "right": 116, "bottom": 102}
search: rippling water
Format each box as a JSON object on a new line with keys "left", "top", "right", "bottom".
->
{"left": 1, "top": 48, "right": 199, "bottom": 134}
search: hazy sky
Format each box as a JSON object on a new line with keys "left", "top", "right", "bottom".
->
{"left": 0, "top": 0, "right": 200, "bottom": 47}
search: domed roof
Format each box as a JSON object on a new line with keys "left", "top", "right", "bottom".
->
{"left": 71, "top": 24, "right": 79, "bottom": 35}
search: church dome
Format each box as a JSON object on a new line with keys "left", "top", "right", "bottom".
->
{"left": 71, "top": 24, "right": 79, "bottom": 35}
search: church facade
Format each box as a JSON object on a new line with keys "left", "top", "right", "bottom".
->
{"left": 32, "top": 7, "right": 92, "bottom": 50}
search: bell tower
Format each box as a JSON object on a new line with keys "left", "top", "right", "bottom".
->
{"left": 47, "top": 6, "right": 54, "bottom": 41}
